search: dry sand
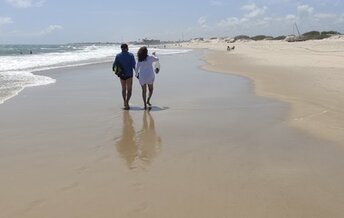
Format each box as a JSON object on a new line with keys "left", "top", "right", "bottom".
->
{"left": 1, "top": 51, "right": 344, "bottom": 217}
{"left": 180, "top": 38, "right": 344, "bottom": 145}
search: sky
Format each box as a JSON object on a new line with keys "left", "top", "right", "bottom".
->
{"left": 0, "top": 0, "right": 343, "bottom": 44}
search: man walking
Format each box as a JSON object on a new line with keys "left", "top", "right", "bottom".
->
{"left": 113, "top": 44, "right": 136, "bottom": 110}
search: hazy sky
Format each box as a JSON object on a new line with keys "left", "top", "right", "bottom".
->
{"left": 0, "top": 0, "right": 343, "bottom": 44}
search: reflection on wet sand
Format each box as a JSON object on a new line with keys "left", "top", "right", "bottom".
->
{"left": 115, "top": 111, "right": 161, "bottom": 170}
{"left": 137, "top": 111, "right": 162, "bottom": 165}
{"left": 114, "top": 111, "right": 137, "bottom": 169}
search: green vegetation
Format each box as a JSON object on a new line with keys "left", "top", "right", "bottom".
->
{"left": 302, "top": 30, "right": 341, "bottom": 40}
{"left": 234, "top": 35, "right": 251, "bottom": 40}
{"left": 237, "top": 35, "right": 280, "bottom": 41}
{"left": 321, "top": 31, "right": 341, "bottom": 35}
{"left": 230, "top": 30, "right": 341, "bottom": 42}
{"left": 272, "top": 35, "right": 287, "bottom": 40}
{"left": 251, "top": 35, "right": 273, "bottom": 41}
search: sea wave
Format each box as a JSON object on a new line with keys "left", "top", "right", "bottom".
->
{"left": 0, "top": 44, "right": 191, "bottom": 104}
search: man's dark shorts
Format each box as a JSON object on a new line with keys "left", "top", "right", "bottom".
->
{"left": 120, "top": 75, "right": 133, "bottom": 80}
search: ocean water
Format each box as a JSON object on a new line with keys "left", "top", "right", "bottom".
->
{"left": 0, "top": 43, "right": 190, "bottom": 104}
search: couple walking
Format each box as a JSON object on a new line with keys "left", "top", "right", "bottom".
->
{"left": 112, "top": 43, "right": 160, "bottom": 110}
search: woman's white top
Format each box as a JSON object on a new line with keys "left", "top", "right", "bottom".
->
{"left": 135, "top": 55, "right": 159, "bottom": 86}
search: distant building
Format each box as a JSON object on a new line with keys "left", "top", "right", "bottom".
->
{"left": 142, "top": 39, "right": 161, "bottom": 44}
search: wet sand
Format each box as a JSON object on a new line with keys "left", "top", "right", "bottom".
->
{"left": 181, "top": 39, "right": 344, "bottom": 145}
{"left": 1, "top": 51, "right": 344, "bottom": 217}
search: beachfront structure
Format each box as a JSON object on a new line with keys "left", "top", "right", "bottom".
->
{"left": 142, "top": 39, "right": 161, "bottom": 44}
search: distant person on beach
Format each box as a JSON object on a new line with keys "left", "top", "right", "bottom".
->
{"left": 113, "top": 43, "right": 136, "bottom": 110}
{"left": 227, "top": 46, "right": 235, "bottom": 51}
{"left": 135, "top": 46, "right": 160, "bottom": 110}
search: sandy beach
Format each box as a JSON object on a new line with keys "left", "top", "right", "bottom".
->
{"left": 1, "top": 50, "right": 344, "bottom": 217}
{"left": 181, "top": 37, "right": 344, "bottom": 145}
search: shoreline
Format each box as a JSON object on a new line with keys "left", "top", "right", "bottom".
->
{"left": 2, "top": 51, "right": 344, "bottom": 217}
{"left": 182, "top": 40, "right": 344, "bottom": 145}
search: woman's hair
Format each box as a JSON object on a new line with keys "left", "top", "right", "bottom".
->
{"left": 137, "top": 46, "right": 148, "bottom": 62}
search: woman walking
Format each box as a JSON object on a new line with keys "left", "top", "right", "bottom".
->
{"left": 135, "top": 46, "right": 160, "bottom": 110}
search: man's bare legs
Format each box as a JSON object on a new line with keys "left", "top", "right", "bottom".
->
{"left": 120, "top": 78, "right": 133, "bottom": 110}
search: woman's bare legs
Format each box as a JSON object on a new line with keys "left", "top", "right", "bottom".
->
{"left": 141, "top": 83, "right": 154, "bottom": 110}
{"left": 141, "top": 84, "right": 147, "bottom": 110}
{"left": 147, "top": 84, "right": 154, "bottom": 106}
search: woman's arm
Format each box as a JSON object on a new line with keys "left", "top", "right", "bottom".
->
{"left": 150, "top": 54, "right": 159, "bottom": 62}
{"left": 135, "top": 62, "right": 140, "bottom": 78}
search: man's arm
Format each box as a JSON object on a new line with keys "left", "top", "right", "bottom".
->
{"left": 131, "top": 54, "right": 136, "bottom": 70}
{"left": 112, "top": 56, "right": 118, "bottom": 72}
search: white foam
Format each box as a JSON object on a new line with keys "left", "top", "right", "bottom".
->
{"left": 0, "top": 70, "right": 55, "bottom": 104}
{"left": 0, "top": 45, "right": 190, "bottom": 73}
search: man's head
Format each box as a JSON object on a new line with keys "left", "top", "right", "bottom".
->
{"left": 121, "top": 43, "right": 128, "bottom": 52}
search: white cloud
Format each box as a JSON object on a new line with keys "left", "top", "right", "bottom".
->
{"left": 35, "top": 0, "right": 45, "bottom": 7}
{"left": 297, "top": 5, "right": 314, "bottom": 20}
{"left": 285, "top": 14, "right": 297, "bottom": 23}
{"left": 217, "top": 17, "right": 246, "bottom": 27}
{"left": 285, "top": 14, "right": 296, "bottom": 20}
{"left": 6, "top": 0, "right": 45, "bottom": 8}
{"left": 338, "top": 13, "right": 344, "bottom": 24}
{"left": 210, "top": 0, "right": 223, "bottom": 6}
{"left": 241, "top": 3, "right": 256, "bottom": 11}
{"left": 216, "top": 3, "right": 269, "bottom": 30}
{"left": 191, "top": 2, "right": 343, "bottom": 38}
{"left": 0, "top": 17, "right": 13, "bottom": 26}
{"left": 334, "top": 0, "right": 342, "bottom": 6}
{"left": 39, "top": 25, "right": 63, "bottom": 35}
{"left": 260, "top": 17, "right": 273, "bottom": 25}
{"left": 198, "top": 16, "right": 208, "bottom": 28}
{"left": 241, "top": 3, "right": 267, "bottom": 18}
{"left": 217, "top": 17, "right": 238, "bottom": 27}
{"left": 314, "top": 13, "right": 337, "bottom": 19}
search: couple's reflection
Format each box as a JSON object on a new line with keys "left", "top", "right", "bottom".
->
{"left": 115, "top": 110, "right": 162, "bottom": 170}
